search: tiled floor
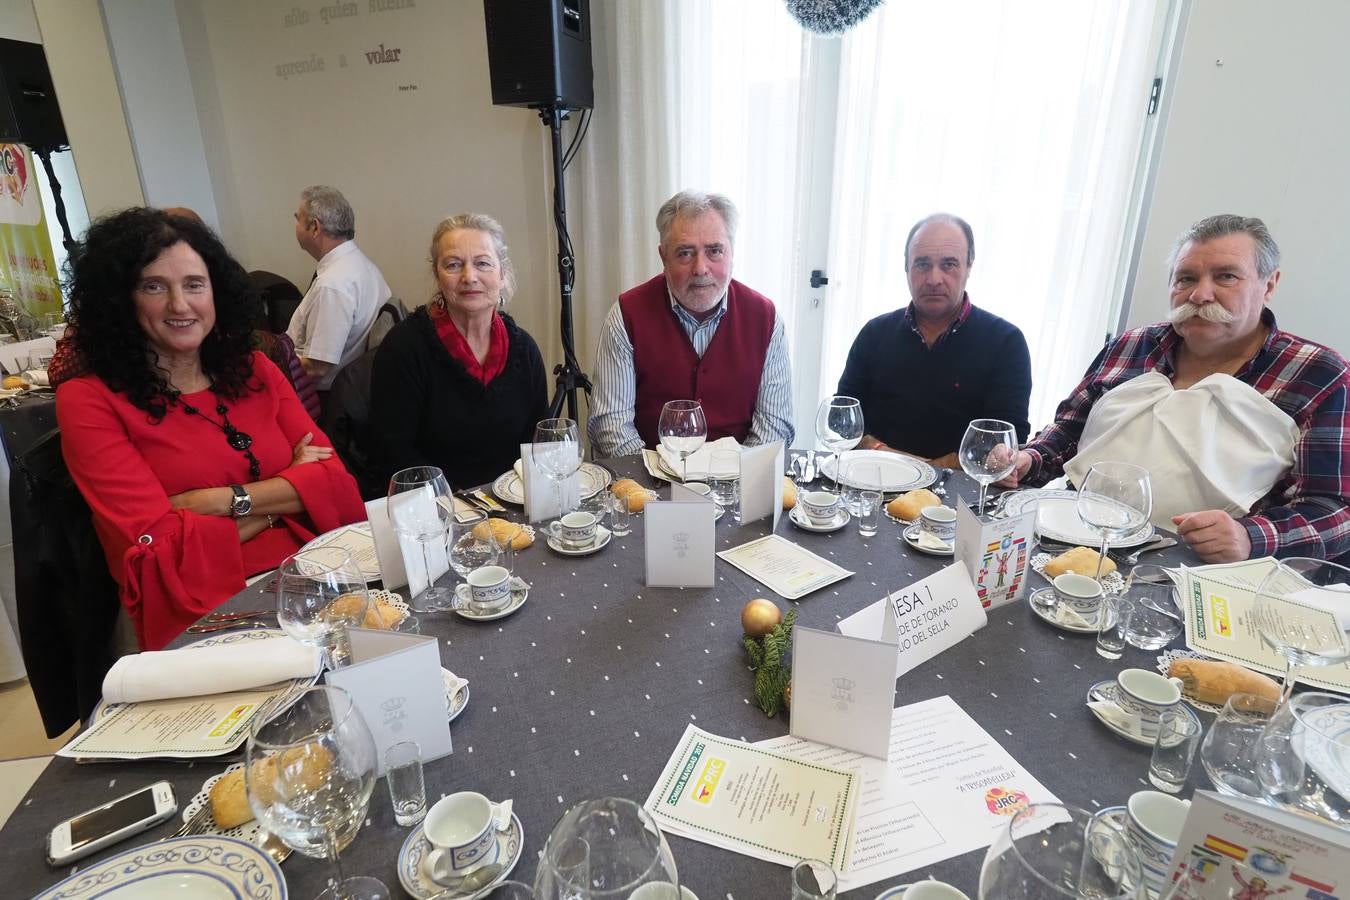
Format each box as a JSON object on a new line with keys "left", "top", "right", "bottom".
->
{"left": 0, "top": 679, "right": 75, "bottom": 760}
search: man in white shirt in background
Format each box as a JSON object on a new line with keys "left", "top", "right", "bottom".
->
{"left": 287, "top": 185, "right": 391, "bottom": 394}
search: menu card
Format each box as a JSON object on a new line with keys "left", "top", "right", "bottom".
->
{"left": 365, "top": 497, "right": 408, "bottom": 591}
{"left": 954, "top": 499, "right": 1034, "bottom": 610}
{"left": 790, "top": 626, "right": 897, "bottom": 758}
{"left": 644, "top": 490, "right": 716, "bottom": 588}
{"left": 718, "top": 534, "right": 853, "bottom": 600}
{"left": 738, "top": 441, "right": 785, "bottom": 527}
{"left": 1177, "top": 558, "right": 1350, "bottom": 693}
{"left": 644, "top": 724, "right": 858, "bottom": 874}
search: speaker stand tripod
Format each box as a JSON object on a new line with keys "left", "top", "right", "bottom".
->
{"left": 535, "top": 104, "right": 592, "bottom": 422}
{"left": 32, "top": 146, "right": 76, "bottom": 254}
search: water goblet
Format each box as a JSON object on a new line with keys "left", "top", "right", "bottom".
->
{"left": 387, "top": 466, "right": 455, "bottom": 612}
{"left": 534, "top": 417, "right": 583, "bottom": 526}
{"left": 658, "top": 400, "right": 707, "bottom": 483}
{"left": 1076, "top": 461, "right": 1151, "bottom": 582}
{"left": 276, "top": 548, "right": 368, "bottom": 670}
{"left": 815, "top": 396, "right": 863, "bottom": 492}
{"left": 1252, "top": 557, "right": 1350, "bottom": 709}
{"left": 978, "top": 803, "right": 1142, "bottom": 900}
{"left": 959, "top": 419, "right": 1017, "bottom": 516}
{"left": 534, "top": 797, "right": 680, "bottom": 899}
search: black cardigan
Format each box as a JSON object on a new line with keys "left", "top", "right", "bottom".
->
{"left": 369, "top": 308, "right": 548, "bottom": 489}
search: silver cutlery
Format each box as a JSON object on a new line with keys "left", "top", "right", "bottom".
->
{"left": 932, "top": 467, "right": 954, "bottom": 498}
{"left": 186, "top": 619, "right": 274, "bottom": 634}
{"left": 803, "top": 450, "right": 817, "bottom": 483}
{"left": 205, "top": 608, "right": 275, "bottom": 622}
{"left": 254, "top": 829, "right": 292, "bottom": 864}
{"left": 1117, "top": 537, "right": 1177, "bottom": 566}
{"left": 426, "top": 862, "right": 504, "bottom": 900}
{"left": 168, "top": 804, "right": 214, "bottom": 839}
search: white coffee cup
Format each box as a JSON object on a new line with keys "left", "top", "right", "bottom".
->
{"left": 1127, "top": 791, "right": 1190, "bottom": 895}
{"left": 905, "top": 881, "right": 971, "bottom": 900}
{"left": 1052, "top": 573, "right": 1103, "bottom": 615}
{"left": 467, "top": 565, "right": 511, "bottom": 611}
{"left": 548, "top": 511, "right": 598, "bottom": 547}
{"left": 919, "top": 505, "right": 957, "bottom": 542}
{"left": 1115, "top": 668, "right": 1184, "bottom": 728}
{"left": 423, "top": 792, "right": 508, "bottom": 883}
{"left": 801, "top": 490, "right": 841, "bottom": 525}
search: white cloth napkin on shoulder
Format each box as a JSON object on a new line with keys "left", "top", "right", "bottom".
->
{"left": 102, "top": 635, "right": 321, "bottom": 704}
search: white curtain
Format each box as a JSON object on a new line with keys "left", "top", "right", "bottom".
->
{"left": 816, "top": 0, "right": 1163, "bottom": 429}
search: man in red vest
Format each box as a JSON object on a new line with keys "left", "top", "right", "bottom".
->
{"left": 588, "top": 190, "right": 795, "bottom": 456}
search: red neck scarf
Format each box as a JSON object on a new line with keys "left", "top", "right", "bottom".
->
{"left": 433, "top": 308, "right": 509, "bottom": 384}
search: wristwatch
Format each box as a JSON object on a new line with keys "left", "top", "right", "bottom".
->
{"left": 229, "top": 484, "right": 253, "bottom": 518}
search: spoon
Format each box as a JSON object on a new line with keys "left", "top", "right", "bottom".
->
{"left": 932, "top": 468, "right": 954, "bottom": 498}
{"left": 427, "top": 862, "right": 505, "bottom": 900}
{"left": 254, "top": 829, "right": 292, "bottom": 864}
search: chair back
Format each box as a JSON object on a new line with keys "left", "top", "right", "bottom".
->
{"left": 249, "top": 270, "right": 304, "bottom": 334}
{"left": 319, "top": 347, "right": 383, "bottom": 499}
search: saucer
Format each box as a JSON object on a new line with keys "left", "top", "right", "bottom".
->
{"left": 546, "top": 525, "right": 613, "bottom": 556}
{"left": 443, "top": 668, "right": 469, "bottom": 722}
{"left": 1086, "top": 679, "right": 1201, "bottom": 746}
{"left": 453, "top": 578, "right": 529, "bottom": 621}
{"left": 1028, "top": 588, "right": 1109, "bottom": 634}
{"left": 399, "top": 810, "right": 523, "bottom": 899}
{"left": 902, "top": 524, "right": 954, "bottom": 556}
{"left": 789, "top": 505, "right": 850, "bottom": 533}
{"left": 874, "top": 886, "right": 913, "bottom": 900}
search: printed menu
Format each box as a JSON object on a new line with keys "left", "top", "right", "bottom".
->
{"left": 718, "top": 534, "right": 853, "bottom": 600}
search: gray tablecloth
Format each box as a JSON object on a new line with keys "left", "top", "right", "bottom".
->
{"left": 1, "top": 459, "right": 1206, "bottom": 898}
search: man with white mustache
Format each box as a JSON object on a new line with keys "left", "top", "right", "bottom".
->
{"left": 1003, "top": 214, "right": 1350, "bottom": 562}
{"left": 589, "top": 190, "right": 794, "bottom": 455}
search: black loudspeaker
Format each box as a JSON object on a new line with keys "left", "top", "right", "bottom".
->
{"left": 0, "top": 39, "right": 68, "bottom": 150}
{"left": 483, "top": 0, "right": 594, "bottom": 110}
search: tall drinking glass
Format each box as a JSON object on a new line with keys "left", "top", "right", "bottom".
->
{"left": 658, "top": 400, "right": 707, "bottom": 483}
{"left": 534, "top": 797, "right": 680, "bottom": 899}
{"left": 1252, "top": 557, "right": 1350, "bottom": 708}
{"left": 1075, "top": 461, "right": 1152, "bottom": 582}
{"left": 276, "top": 548, "right": 368, "bottom": 670}
{"left": 534, "top": 418, "right": 583, "bottom": 526}
{"left": 387, "top": 466, "right": 455, "bottom": 612}
{"left": 246, "top": 685, "right": 380, "bottom": 900}
{"left": 978, "top": 803, "right": 1142, "bottom": 900}
{"left": 815, "top": 396, "right": 863, "bottom": 492}
{"left": 448, "top": 507, "right": 499, "bottom": 577}
{"left": 959, "top": 419, "right": 1017, "bottom": 516}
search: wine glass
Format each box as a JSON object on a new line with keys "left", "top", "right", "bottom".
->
{"left": 1252, "top": 557, "right": 1350, "bottom": 709}
{"left": 246, "top": 685, "right": 380, "bottom": 900}
{"left": 1256, "top": 690, "right": 1350, "bottom": 825}
{"left": 449, "top": 506, "right": 500, "bottom": 577}
{"left": 658, "top": 400, "right": 707, "bottom": 483}
{"left": 815, "top": 396, "right": 864, "bottom": 493}
{"left": 534, "top": 797, "right": 680, "bottom": 899}
{"left": 979, "top": 803, "right": 1142, "bottom": 900}
{"left": 1075, "top": 461, "right": 1152, "bottom": 581}
{"left": 958, "top": 418, "right": 1017, "bottom": 516}
{"left": 534, "top": 417, "right": 583, "bottom": 523}
{"left": 276, "top": 548, "right": 369, "bottom": 670}
{"left": 388, "top": 466, "right": 455, "bottom": 612}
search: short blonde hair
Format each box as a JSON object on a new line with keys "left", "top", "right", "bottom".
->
{"left": 428, "top": 213, "right": 517, "bottom": 305}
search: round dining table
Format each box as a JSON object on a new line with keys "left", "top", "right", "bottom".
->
{"left": 2, "top": 456, "right": 1207, "bottom": 898}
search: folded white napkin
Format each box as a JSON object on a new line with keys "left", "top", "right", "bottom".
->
{"left": 914, "top": 529, "right": 952, "bottom": 553}
{"left": 1087, "top": 700, "right": 1151, "bottom": 741}
{"left": 444, "top": 670, "right": 469, "bottom": 696}
{"left": 658, "top": 436, "right": 741, "bottom": 482}
{"left": 22, "top": 368, "right": 49, "bottom": 387}
{"left": 102, "top": 635, "right": 321, "bottom": 704}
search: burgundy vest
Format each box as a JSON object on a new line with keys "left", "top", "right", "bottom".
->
{"left": 619, "top": 275, "right": 776, "bottom": 449}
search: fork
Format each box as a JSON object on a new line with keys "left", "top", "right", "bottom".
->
{"left": 168, "top": 803, "right": 214, "bottom": 839}
{"left": 205, "top": 608, "right": 274, "bottom": 622}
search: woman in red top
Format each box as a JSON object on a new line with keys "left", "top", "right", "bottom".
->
{"left": 56, "top": 208, "right": 365, "bottom": 650}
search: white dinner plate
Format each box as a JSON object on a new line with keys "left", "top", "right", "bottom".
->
{"left": 492, "top": 461, "right": 612, "bottom": 505}
{"left": 35, "top": 835, "right": 285, "bottom": 899}
{"left": 1003, "top": 489, "right": 1154, "bottom": 548}
{"left": 820, "top": 450, "right": 936, "bottom": 492}
{"left": 296, "top": 521, "right": 381, "bottom": 580}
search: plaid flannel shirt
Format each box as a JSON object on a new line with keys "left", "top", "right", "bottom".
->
{"left": 1023, "top": 310, "right": 1350, "bottom": 560}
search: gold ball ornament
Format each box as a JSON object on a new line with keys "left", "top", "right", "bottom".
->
{"left": 741, "top": 598, "right": 783, "bottom": 638}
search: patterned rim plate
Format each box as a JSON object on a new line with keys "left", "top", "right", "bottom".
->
{"left": 398, "top": 811, "right": 523, "bottom": 899}
{"left": 90, "top": 629, "right": 320, "bottom": 724}
{"left": 492, "top": 462, "right": 612, "bottom": 505}
{"left": 820, "top": 450, "right": 936, "bottom": 493}
{"left": 1293, "top": 703, "right": 1350, "bottom": 800}
{"left": 296, "top": 521, "right": 381, "bottom": 580}
{"left": 1004, "top": 489, "right": 1154, "bottom": 548}
{"left": 34, "top": 835, "right": 285, "bottom": 899}
{"left": 788, "top": 505, "right": 850, "bottom": 533}
{"left": 903, "top": 524, "right": 954, "bottom": 557}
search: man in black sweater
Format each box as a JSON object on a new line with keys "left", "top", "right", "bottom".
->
{"left": 836, "top": 213, "right": 1032, "bottom": 467}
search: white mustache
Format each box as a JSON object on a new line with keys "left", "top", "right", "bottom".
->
{"left": 1169, "top": 302, "right": 1236, "bottom": 325}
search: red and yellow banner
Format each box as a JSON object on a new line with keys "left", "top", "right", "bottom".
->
{"left": 0, "top": 143, "right": 62, "bottom": 317}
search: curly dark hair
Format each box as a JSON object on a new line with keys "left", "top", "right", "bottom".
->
{"left": 64, "top": 208, "right": 262, "bottom": 420}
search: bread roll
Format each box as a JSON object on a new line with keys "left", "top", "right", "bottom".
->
{"left": 623, "top": 488, "right": 655, "bottom": 512}
{"left": 324, "top": 593, "right": 368, "bottom": 623}
{"left": 207, "top": 768, "right": 252, "bottom": 829}
{"left": 888, "top": 489, "right": 942, "bottom": 522}
{"left": 1043, "top": 546, "right": 1116, "bottom": 579}
{"left": 363, "top": 597, "right": 403, "bottom": 629}
{"left": 611, "top": 478, "right": 643, "bottom": 498}
{"left": 783, "top": 477, "right": 797, "bottom": 510}
{"left": 208, "top": 743, "right": 334, "bottom": 829}
{"left": 1168, "top": 659, "right": 1280, "bottom": 705}
{"left": 472, "top": 517, "right": 534, "bottom": 550}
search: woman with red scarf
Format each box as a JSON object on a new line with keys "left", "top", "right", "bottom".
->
{"left": 370, "top": 214, "right": 547, "bottom": 488}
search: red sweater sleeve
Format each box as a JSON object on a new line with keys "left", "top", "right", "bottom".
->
{"left": 56, "top": 378, "right": 246, "bottom": 650}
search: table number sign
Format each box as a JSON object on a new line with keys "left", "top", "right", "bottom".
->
{"left": 644, "top": 489, "right": 716, "bottom": 587}
{"left": 738, "top": 440, "right": 785, "bottom": 527}
{"left": 519, "top": 442, "right": 580, "bottom": 523}
{"left": 327, "top": 628, "right": 452, "bottom": 776}
{"left": 881, "top": 562, "right": 988, "bottom": 676}
{"left": 954, "top": 498, "right": 1034, "bottom": 609}
{"left": 790, "top": 626, "right": 897, "bottom": 758}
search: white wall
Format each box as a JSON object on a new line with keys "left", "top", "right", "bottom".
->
{"left": 1128, "top": 0, "right": 1350, "bottom": 355}
{"left": 0, "top": 0, "right": 39, "bottom": 41}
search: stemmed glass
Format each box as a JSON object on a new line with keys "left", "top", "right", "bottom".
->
{"left": 534, "top": 797, "right": 681, "bottom": 899}
{"left": 815, "top": 396, "right": 864, "bottom": 493}
{"left": 534, "top": 417, "right": 583, "bottom": 523}
{"left": 978, "top": 803, "right": 1142, "bottom": 900}
{"left": 276, "top": 548, "right": 369, "bottom": 670}
{"left": 958, "top": 419, "right": 1017, "bottom": 516}
{"left": 246, "top": 685, "right": 380, "bottom": 900}
{"left": 658, "top": 400, "right": 707, "bottom": 483}
{"left": 1252, "top": 557, "right": 1350, "bottom": 708}
{"left": 1076, "top": 461, "right": 1152, "bottom": 581}
{"left": 1256, "top": 690, "right": 1350, "bottom": 825}
{"left": 388, "top": 466, "right": 455, "bottom": 612}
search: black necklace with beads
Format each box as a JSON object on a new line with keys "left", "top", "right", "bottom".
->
{"left": 169, "top": 388, "right": 261, "bottom": 479}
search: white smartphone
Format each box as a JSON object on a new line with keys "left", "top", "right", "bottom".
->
{"left": 46, "top": 781, "right": 177, "bottom": 866}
